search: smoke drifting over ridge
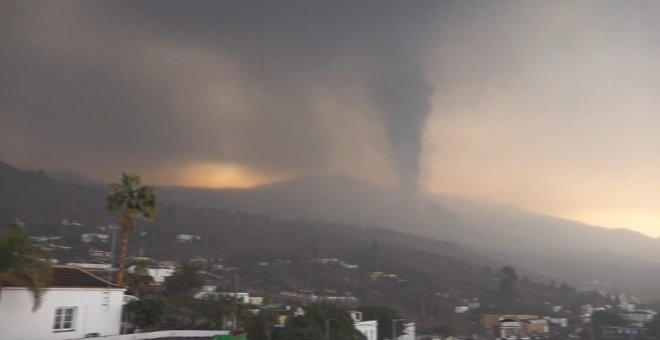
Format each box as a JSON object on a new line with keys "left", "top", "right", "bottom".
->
{"left": 0, "top": 1, "right": 439, "bottom": 189}
{"left": 374, "top": 56, "right": 433, "bottom": 192}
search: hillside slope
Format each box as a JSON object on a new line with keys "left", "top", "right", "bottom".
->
{"left": 157, "top": 175, "right": 660, "bottom": 298}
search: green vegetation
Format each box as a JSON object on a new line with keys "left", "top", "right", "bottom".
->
{"left": 646, "top": 315, "right": 660, "bottom": 338}
{"left": 0, "top": 223, "right": 50, "bottom": 310}
{"left": 164, "top": 263, "right": 204, "bottom": 295}
{"left": 281, "top": 303, "right": 365, "bottom": 340}
{"left": 498, "top": 265, "right": 518, "bottom": 302}
{"left": 107, "top": 173, "right": 156, "bottom": 285}
{"left": 125, "top": 295, "right": 166, "bottom": 331}
{"left": 126, "top": 259, "right": 155, "bottom": 297}
{"left": 245, "top": 309, "right": 277, "bottom": 340}
{"left": 591, "top": 310, "right": 627, "bottom": 340}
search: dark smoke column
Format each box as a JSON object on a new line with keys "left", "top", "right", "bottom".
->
{"left": 372, "top": 50, "right": 434, "bottom": 194}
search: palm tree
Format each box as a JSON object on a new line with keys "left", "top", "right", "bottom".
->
{"left": 107, "top": 173, "right": 156, "bottom": 285}
{"left": 0, "top": 223, "right": 51, "bottom": 310}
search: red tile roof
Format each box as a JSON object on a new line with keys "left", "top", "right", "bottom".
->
{"left": 0, "top": 265, "right": 124, "bottom": 289}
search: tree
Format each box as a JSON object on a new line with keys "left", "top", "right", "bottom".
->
{"left": 278, "top": 327, "right": 324, "bottom": 340}
{"left": 0, "top": 223, "right": 51, "bottom": 310}
{"left": 164, "top": 263, "right": 204, "bottom": 295}
{"left": 126, "top": 259, "right": 155, "bottom": 297}
{"left": 281, "top": 303, "right": 366, "bottom": 340}
{"left": 125, "top": 295, "right": 165, "bottom": 331}
{"left": 645, "top": 316, "right": 660, "bottom": 338}
{"left": 107, "top": 173, "right": 156, "bottom": 285}
{"left": 499, "top": 266, "right": 518, "bottom": 302}
{"left": 358, "top": 305, "right": 404, "bottom": 340}
{"left": 592, "top": 310, "right": 627, "bottom": 340}
{"left": 246, "top": 308, "right": 278, "bottom": 340}
{"left": 370, "top": 239, "right": 380, "bottom": 265}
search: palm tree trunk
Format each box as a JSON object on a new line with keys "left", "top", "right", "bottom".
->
{"left": 116, "top": 217, "right": 132, "bottom": 285}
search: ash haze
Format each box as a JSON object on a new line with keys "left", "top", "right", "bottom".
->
{"left": 3, "top": 1, "right": 660, "bottom": 236}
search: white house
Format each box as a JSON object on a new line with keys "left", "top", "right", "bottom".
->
{"left": 397, "top": 322, "right": 416, "bottom": 340}
{"left": 81, "top": 233, "right": 109, "bottom": 243}
{"left": 620, "top": 310, "right": 655, "bottom": 324}
{"left": 127, "top": 265, "right": 175, "bottom": 284}
{"left": 0, "top": 265, "right": 125, "bottom": 340}
{"left": 175, "top": 234, "right": 201, "bottom": 243}
{"left": 350, "top": 311, "right": 378, "bottom": 340}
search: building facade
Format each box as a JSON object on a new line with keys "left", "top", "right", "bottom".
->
{"left": 0, "top": 266, "right": 125, "bottom": 340}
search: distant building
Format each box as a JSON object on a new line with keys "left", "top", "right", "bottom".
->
{"left": 195, "top": 291, "right": 251, "bottom": 304}
{"left": 482, "top": 315, "right": 542, "bottom": 339}
{"left": 81, "top": 233, "right": 108, "bottom": 243}
{"left": 30, "top": 236, "right": 62, "bottom": 242}
{"left": 66, "top": 263, "right": 113, "bottom": 271}
{"left": 547, "top": 317, "right": 568, "bottom": 328}
{"left": 0, "top": 266, "right": 125, "bottom": 340}
{"left": 455, "top": 306, "right": 470, "bottom": 313}
{"left": 620, "top": 311, "right": 655, "bottom": 325}
{"left": 522, "top": 319, "right": 549, "bottom": 335}
{"left": 498, "top": 319, "right": 527, "bottom": 340}
{"left": 249, "top": 296, "right": 264, "bottom": 306}
{"left": 370, "top": 272, "right": 399, "bottom": 280}
{"left": 600, "top": 327, "right": 647, "bottom": 340}
{"left": 89, "top": 249, "right": 112, "bottom": 258}
{"left": 176, "top": 234, "right": 201, "bottom": 243}
{"left": 126, "top": 265, "right": 174, "bottom": 285}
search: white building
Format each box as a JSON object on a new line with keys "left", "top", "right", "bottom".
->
{"left": 81, "top": 233, "right": 109, "bottom": 243}
{"left": 176, "top": 234, "right": 201, "bottom": 243}
{"left": 194, "top": 291, "right": 251, "bottom": 304}
{"left": 0, "top": 265, "right": 125, "bottom": 340}
{"left": 127, "top": 265, "right": 175, "bottom": 284}
{"left": 455, "top": 306, "right": 470, "bottom": 313}
{"left": 620, "top": 311, "right": 655, "bottom": 324}
{"left": 350, "top": 311, "right": 378, "bottom": 340}
{"left": 397, "top": 322, "right": 416, "bottom": 340}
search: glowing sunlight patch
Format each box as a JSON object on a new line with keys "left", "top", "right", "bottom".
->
{"left": 178, "top": 163, "right": 285, "bottom": 189}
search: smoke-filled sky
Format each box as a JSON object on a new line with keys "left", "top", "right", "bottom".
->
{"left": 4, "top": 1, "right": 660, "bottom": 236}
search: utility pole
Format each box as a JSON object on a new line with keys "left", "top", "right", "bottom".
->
{"left": 325, "top": 318, "right": 335, "bottom": 340}
{"left": 392, "top": 318, "right": 406, "bottom": 340}
{"left": 108, "top": 224, "right": 119, "bottom": 266}
{"left": 233, "top": 274, "right": 239, "bottom": 332}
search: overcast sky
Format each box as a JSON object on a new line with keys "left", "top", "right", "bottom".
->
{"left": 4, "top": 1, "right": 660, "bottom": 236}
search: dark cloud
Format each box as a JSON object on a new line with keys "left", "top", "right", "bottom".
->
{"left": 0, "top": 0, "right": 441, "bottom": 186}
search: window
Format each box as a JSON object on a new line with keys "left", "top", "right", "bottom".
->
{"left": 53, "top": 307, "right": 76, "bottom": 331}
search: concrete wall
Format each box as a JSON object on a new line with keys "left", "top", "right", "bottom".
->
{"left": 0, "top": 287, "right": 124, "bottom": 340}
{"left": 80, "top": 330, "right": 230, "bottom": 339}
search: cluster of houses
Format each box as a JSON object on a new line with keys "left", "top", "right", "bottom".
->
{"left": 310, "top": 257, "right": 360, "bottom": 269}
{"left": 16, "top": 223, "right": 660, "bottom": 340}
{"left": 267, "top": 307, "right": 415, "bottom": 340}
{"left": 481, "top": 314, "right": 564, "bottom": 339}
{"left": 480, "top": 298, "right": 659, "bottom": 340}
{"left": 280, "top": 289, "right": 359, "bottom": 304}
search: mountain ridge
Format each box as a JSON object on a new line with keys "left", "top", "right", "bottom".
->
{"left": 4, "top": 160, "right": 660, "bottom": 298}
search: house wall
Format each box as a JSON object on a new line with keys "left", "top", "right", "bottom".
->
{"left": 0, "top": 287, "right": 125, "bottom": 340}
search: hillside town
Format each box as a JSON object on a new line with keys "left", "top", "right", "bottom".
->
{"left": 4, "top": 213, "right": 660, "bottom": 340}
